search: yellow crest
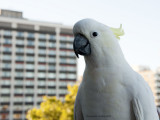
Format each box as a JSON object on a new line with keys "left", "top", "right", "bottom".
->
{"left": 110, "top": 24, "right": 124, "bottom": 40}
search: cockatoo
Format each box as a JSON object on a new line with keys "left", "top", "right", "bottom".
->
{"left": 73, "top": 19, "right": 159, "bottom": 120}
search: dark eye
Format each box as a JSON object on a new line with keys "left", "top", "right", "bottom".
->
{"left": 92, "top": 32, "right": 98, "bottom": 37}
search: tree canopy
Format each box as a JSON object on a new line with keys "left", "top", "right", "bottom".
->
{"left": 26, "top": 84, "right": 78, "bottom": 120}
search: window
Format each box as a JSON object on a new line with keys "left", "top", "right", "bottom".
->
{"left": 47, "top": 81, "right": 55, "bottom": 86}
{"left": 59, "top": 89, "right": 67, "bottom": 94}
{"left": 59, "top": 81, "right": 67, "bottom": 86}
{"left": 28, "top": 32, "right": 34, "bottom": 38}
{"left": 0, "top": 80, "right": 10, "bottom": 85}
{"left": 60, "top": 58, "right": 66, "bottom": 63}
{"left": 25, "top": 80, "right": 34, "bottom": 86}
{"left": 49, "top": 65, "right": 55, "bottom": 70}
{"left": 50, "top": 34, "right": 55, "bottom": 40}
{"left": 4, "top": 30, "right": 11, "bottom": 36}
{"left": 16, "top": 47, "right": 24, "bottom": 53}
{"left": 13, "top": 105, "right": 22, "bottom": 110}
{"left": 26, "top": 48, "right": 34, "bottom": 54}
{"left": 0, "top": 96, "right": 10, "bottom": 102}
{"left": 59, "top": 51, "right": 66, "bottom": 56}
{"left": 25, "top": 88, "right": 34, "bottom": 94}
{"left": 2, "top": 63, "right": 11, "bottom": 69}
{"left": 1, "top": 88, "right": 10, "bottom": 94}
{"left": 26, "top": 56, "right": 34, "bottom": 62}
{"left": 59, "top": 73, "right": 76, "bottom": 79}
{"left": 37, "top": 88, "right": 45, "bottom": 94}
{"left": 25, "top": 96, "right": 33, "bottom": 102}
{"left": 38, "top": 56, "right": 46, "bottom": 62}
{"left": 16, "top": 55, "right": 24, "bottom": 61}
{"left": 39, "top": 34, "right": 46, "bottom": 39}
{"left": 39, "top": 41, "right": 46, "bottom": 47}
{"left": 48, "top": 73, "right": 56, "bottom": 79}
{"left": 60, "top": 43, "right": 72, "bottom": 49}
{"left": 15, "top": 64, "right": 23, "bottom": 69}
{"left": 48, "top": 57, "right": 55, "bottom": 63}
{"left": 16, "top": 39, "right": 24, "bottom": 45}
{"left": 26, "top": 63, "right": 34, "bottom": 69}
{"left": 15, "top": 80, "right": 23, "bottom": 85}
{"left": 38, "top": 81, "right": 45, "bottom": 86}
{"left": 49, "top": 42, "right": 55, "bottom": 48}
{"left": 15, "top": 71, "right": 23, "bottom": 77}
{"left": 14, "top": 88, "right": 23, "bottom": 94}
{"left": 3, "top": 47, "right": 11, "bottom": 52}
{"left": 60, "top": 58, "right": 76, "bottom": 64}
{"left": 60, "top": 43, "right": 67, "bottom": 48}
{"left": 48, "top": 51, "right": 55, "bottom": 56}
{"left": 60, "top": 66, "right": 76, "bottom": 71}
{"left": 68, "top": 51, "right": 75, "bottom": 57}
{"left": 39, "top": 49, "right": 46, "bottom": 54}
{"left": 4, "top": 38, "right": 11, "bottom": 44}
{"left": 59, "top": 73, "right": 66, "bottom": 79}
{"left": 48, "top": 88, "right": 56, "bottom": 94}
{"left": 26, "top": 72, "right": 34, "bottom": 78}
{"left": 67, "top": 44, "right": 73, "bottom": 49}
{"left": 68, "top": 59, "right": 76, "bottom": 64}
{"left": 67, "top": 74, "right": 76, "bottom": 79}
{"left": 2, "top": 72, "right": 11, "bottom": 77}
{"left": 38, "top": 64, "right": 46, "bottom": 70}
{"left": 17, "top": 31, "right": 24, "bottom": 37}
{"left": 38, "top": 72, "right": 46, "bottom": 78}
{"left": 3, "top": 55, "right": 11, "bottom": 60}
{"left": 60, "top": 36, "right": 67, "bottom": 41}
{"left": 68, "top": 36, "right": 74, "bottom": 41}
{"left": 27, "top": 40, "right": 34, "bottom": 46}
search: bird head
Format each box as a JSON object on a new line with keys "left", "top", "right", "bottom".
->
{"left": 73, "top": 19, "right": 124, "bottom": 59}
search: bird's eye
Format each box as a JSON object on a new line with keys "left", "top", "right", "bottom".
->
{"left": 92, "top": 32, "right": 98, "bottom": 37}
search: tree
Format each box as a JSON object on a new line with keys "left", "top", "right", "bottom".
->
{"left": 26, "top": 84, "right": 79, "bottom": 120}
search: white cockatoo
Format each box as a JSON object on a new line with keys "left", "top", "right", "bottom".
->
{"left": 73, "top": 19, "right": 159, "bottom": 120}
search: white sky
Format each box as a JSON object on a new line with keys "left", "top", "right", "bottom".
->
{"left": 0, "top": 0, "right": 160, "bottom": 76}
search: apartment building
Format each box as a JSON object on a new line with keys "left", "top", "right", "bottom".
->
{"left": 0, "top": 9, "right": 77, "bottom": 120}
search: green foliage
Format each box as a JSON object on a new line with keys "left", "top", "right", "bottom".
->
{"left": 26, "top": 84, "right": 79, "bottom": 120}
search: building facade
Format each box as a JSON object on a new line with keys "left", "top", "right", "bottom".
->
{"left": 0, "top": 9, "right": 77, "bottom": 120}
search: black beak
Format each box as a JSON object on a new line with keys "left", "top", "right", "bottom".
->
{"left": 73, "top": 34, "right": 91, "bottom": 58}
